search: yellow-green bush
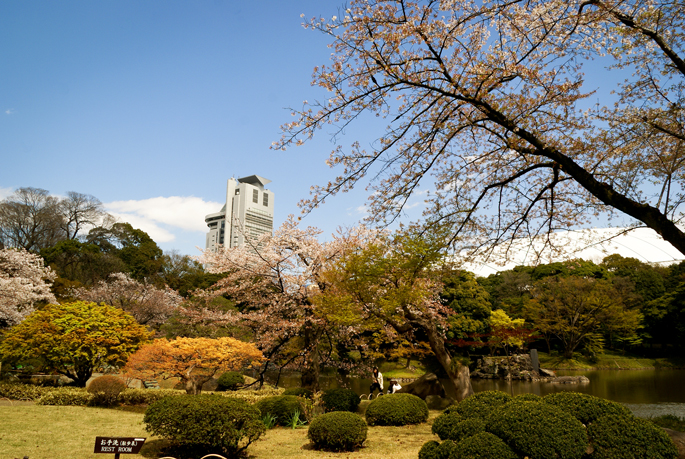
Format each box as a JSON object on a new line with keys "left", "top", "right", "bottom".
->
{"left": 308, "top": 411, "right": 367, "bottom": 451}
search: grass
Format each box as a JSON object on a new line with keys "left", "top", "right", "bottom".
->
{"left": 0, "top": 404, "right": 440, "bottom": 459}
{"left": 537, "top": 350, "right": 685, "bottom": 370}
{"left": 0, "top": 405, "right": 150, "bottom": 459}
{"left": 650, "top": 415, "right": 685, "bottom": 432}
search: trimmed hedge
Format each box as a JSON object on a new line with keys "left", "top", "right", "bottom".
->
{"left": 36, "top": 388, "right": 93, "bottom": 406}
{"left": 543, "top": 391, "right": 632, "bottom": 425}
{"left": 455, "top": 390, "right": 512, "bottom": 420}
{"left": 0, "top": 382, "right": 50, "bottom": 401}
{"left": 587, "top": 414, "right": 678, "bottom": 459}
{"left": 118, "top": 388, "right": 181, "bottom": 405}
{"left": 513, "top": 393, "right": 542, "bottom": 403}
{"left": 216, "top": 371, "right": 245, "bottom": 391}
{"left": 365, "top": 393, "right": 429, "bottom": 426}
{"left": 307, "top": 411, "right": 368, "bottom": 451}
{"left": 144, "top": 394, "right": 265, "bottom": 457}
{"left": 255, "top": 395, "right": 307, "bottom": 426}
{"left": 283, "top": 387, "right": 314, "bottom": 399}
{"left": 486, "top": 401, "right": 588, "bottom": 459}
{"left": 455, "top": 432, "right": 518, "bottom": 459}
{"left": 321, "top": 388, "right": 360, "bottom": 413}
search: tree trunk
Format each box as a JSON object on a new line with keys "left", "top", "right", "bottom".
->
{"left": 422, "top": 321, "right": 474, "bottom": 401}
{"left": 184, "top": 375, "right": 212, "bottom": 395}
{"left": 300, "top": 321, "right": 321, "bottom": 391}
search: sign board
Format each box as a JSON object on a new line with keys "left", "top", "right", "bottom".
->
{"left": 94, "top": 437, "right": 146, "bottom": 455}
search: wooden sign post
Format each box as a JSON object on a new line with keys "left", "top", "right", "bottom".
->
{"left": 94, "top": 437, "right": 146, "bottom": 459}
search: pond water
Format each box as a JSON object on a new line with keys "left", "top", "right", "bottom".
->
{"left": 270, "top": 368, "right": 685, "bottom": 418}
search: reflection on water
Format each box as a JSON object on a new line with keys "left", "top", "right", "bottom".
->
{"left": 271, "top": 368, "right": 685, "bottom": 418}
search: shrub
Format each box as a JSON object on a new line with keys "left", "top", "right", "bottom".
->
{"left": 486, "top": 401, "right": 588, "bottom": 459}
{"left": 87, "top": 375, "right": 127, "bottom": 406}
{"left": 36, "top": 387, "right": 93, "bottom": 406}
{"left": 307, "top": 411, "right": 368, "bottom": 451}
{"left": 444, "top": 418, "right": 486, "bottom": 442}
{"left": 144, "top": 394, "right": 265, "bottom": 458}
{"left": 255, "top": 395, "right": 306, "bottom": 426}
{"left": 283, "top": 387, "right": 314, "bottom": 399}
{"left": 513, "top": 393, "right": 542, "bottom": 402}
{"left": 365, "top": 393, "right": 429, "bottom": 426}
{"left": 118, "top": 388, "right": 181, "bottom": 405}
{"left": 651, "top": 414, "right": 685, "bottom": 432}
{"left": 0, "top": 382, "right": 50, "bottom": 401}
{"left": 455, "top": 390, "right": 512, "bottom": 420}
{"left": 419, "top": 440, "right": 443, "bottom": 459}
{"left": 587, "top": 414, "right": 678, "bottom": 459}
{"left": 543, "top": 391, "right": 633, "bottom": 425}
{"left": 432, "top": 410, "right": 462, "bottom": 440}
{"left": 455, "top": 432, "right": 518, "bottom": 459}
{"left": 216, "top": 371, "right": 245, "bottom": 391}
{"left": 321, "top": 387, "right": 361, "bottom": 413}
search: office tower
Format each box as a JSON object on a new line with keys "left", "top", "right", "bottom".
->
{"left": 205, "top": 175, "right": 274, "bottom": 251}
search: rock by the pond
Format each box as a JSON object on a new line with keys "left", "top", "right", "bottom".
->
{"left": 470, "top": 355, "right": 575, "bottom": 384}
{"left": 425, "top": 395, "right": 455, "bottom": 410}
{"left": 397, "top": 372, "right": 446, "bottom": 399}
{"left": 663, "top": 428, "right": 685, "bottom": 459}
{"left": 553, "top": 375, "right": 590, "bottom": 384}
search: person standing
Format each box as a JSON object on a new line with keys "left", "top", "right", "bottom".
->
{"left": 369, "top": 367, "right": 383, "bottom": 396}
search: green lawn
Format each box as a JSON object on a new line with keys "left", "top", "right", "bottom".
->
{"left": 537, "top": 350, "right": 685, "bottom": 370}
{"left": 0, "top": 404, "right": 440, "bottom": 459}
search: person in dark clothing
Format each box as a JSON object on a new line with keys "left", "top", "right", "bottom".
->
{"left": 369, "top": 367, "right": 383, "bottom": 395}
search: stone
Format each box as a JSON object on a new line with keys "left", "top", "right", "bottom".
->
{"left": 530, "top": 349, "right": 539, "bottom": 373}
{"left": 662, "top": 428, "right": 685, "bottom": 459}
{"left": 397, "top": 372, "right": 446, "bottom": 399}
{"left": 425, "top": 395, "right": 455, "bottom": 411}
{"left": 553, "top": 375, "right": 590, "bottom": 384}
{"left": 539, "top": 368, "right": 556, "bottom": 377}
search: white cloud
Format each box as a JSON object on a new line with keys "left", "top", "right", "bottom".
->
{"left": 5, "top": 108, "right": 14, "bottom": 115}
{"left": 0, "top": 187, "right": 14, "bottom": 200}
{"left": 104, "top": 196, "right": 222, "bottom": 243}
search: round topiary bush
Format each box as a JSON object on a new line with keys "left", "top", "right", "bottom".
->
{"left": 587, "top": 414, "right": 678, "bottom": 459}
{"left": 307, "top": 411, "right": 368, "bottom": 451}
{"left": 543, "top": 391, "right": 633, "bottom": 425}
{"left": 365, "top": 393, "right": 429, "bottom": 426}
{"left": 419, "top": 440, "right": 442, "bottom": 459}
{"left": 144, "top": 394, "right": 265, "bottom": 457}
{"left": 432, "top": 410, "right": 463, "bottom": 440}
{"left": 86, "top": 375, "right": 127, "bottom": 406}
{"left": 444, "top": 418, "right": 486, "bottom": 443}
{"left": 255, "top": 395, "right": 307, "bottom": 426}
{"left": 418, "top": 440, "right": 458, "bottom": 459}
{"left": 321, "top": 387, "right": 361, "bottom": 413}
{"left": 283, "top": 387, "right": 314, "bottom": 399}
{"left": 455, "top": 432, "right": 518, "bottom": 459}
{"left": 513, "top": 393, "right": 542, "bottom": 402}
{"left": 216, "top": 371, "right": 245, "bottom": 391}
{"left": 486, "top": 401, "right": 588, "bottom": 459}
{"left": 455, "top": 390, "right": 512, "bottom": 420}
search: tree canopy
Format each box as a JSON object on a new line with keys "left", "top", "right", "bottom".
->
{"left": 0, "top": 301, "right": 150, "bottom": 386}
{"left": 123, "top": 337, "right": 264, "bottom": 395}
{"left": 278, "top": 0, "right": 685, "bottom": 260}
{"left": 0, "top": 248, "right": 56, "bottom": 328}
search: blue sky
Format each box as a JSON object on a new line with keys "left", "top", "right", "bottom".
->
{"left": 2, "top": 1, "right": 682, "bottom": 268}
{"left": 0, "top": 0, "right": 421, "bottom": 256}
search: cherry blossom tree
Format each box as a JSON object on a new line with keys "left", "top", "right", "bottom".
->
{"left": 123, "top": 337, "right": 264, "bottom": 395}
{"left": 73, "top": 272, "right": 182, "bottom": 328}
{"left": 316, "top": 229, "right": 475, "bottom": 401}
{"left": 195, "top": 217, "right": 370, "bottom": 390}
{"left": 277, "top": 0, "right": 685, "bottom": 261}
{"left": 0, "top": 248, "right": 56, "bottom": 328}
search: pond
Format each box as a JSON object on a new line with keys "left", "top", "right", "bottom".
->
{"left": 270, "top": 368, "right": 685, "bottom": 419}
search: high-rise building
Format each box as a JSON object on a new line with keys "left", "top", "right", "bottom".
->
{"left": 205, "top": 175, "right": 275, "bottom": 251}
